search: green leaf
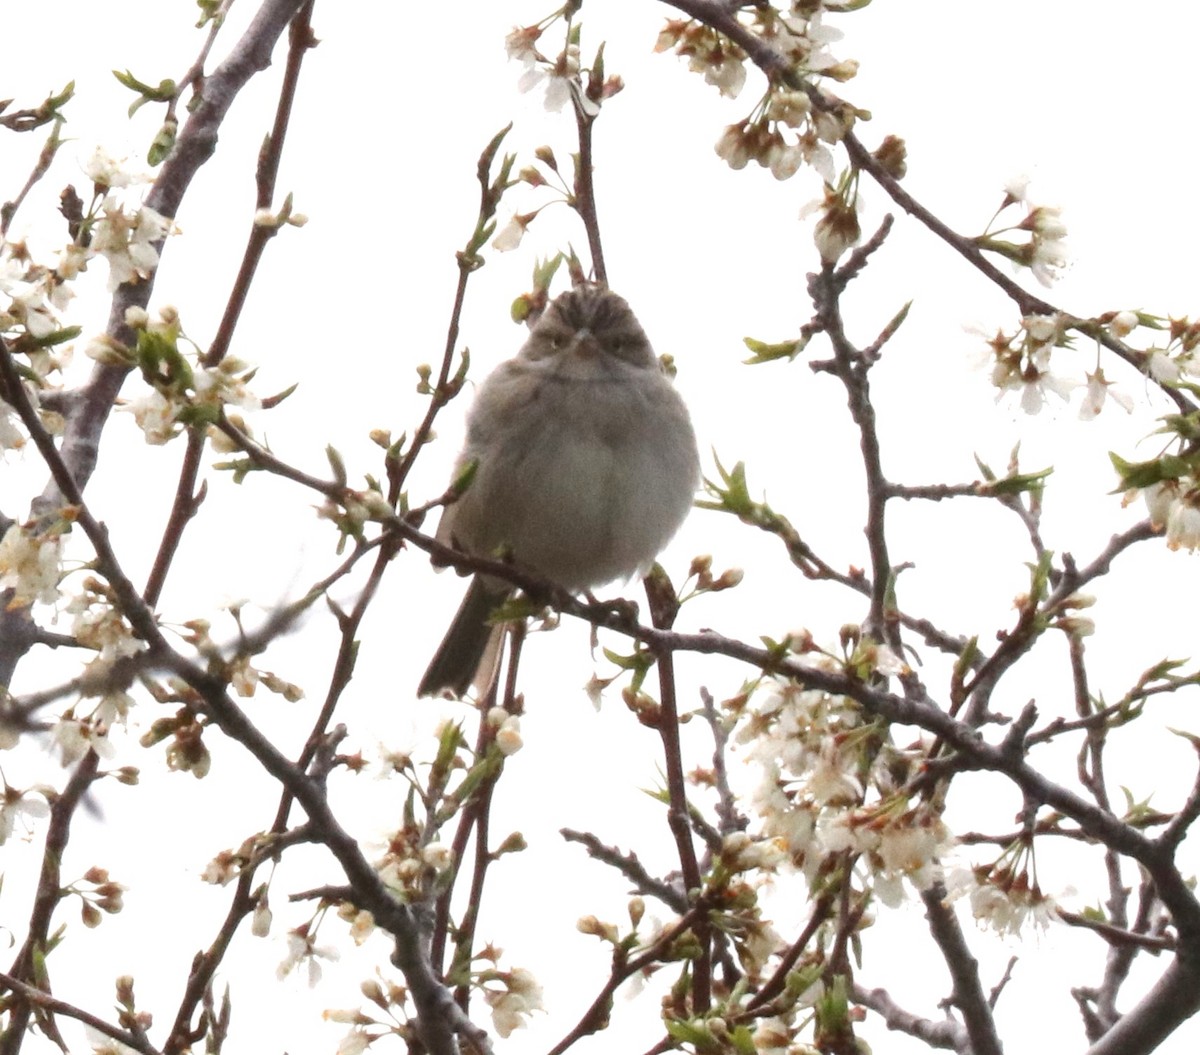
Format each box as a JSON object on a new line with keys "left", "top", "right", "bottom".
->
{"left": 1109, "top": 450, "right": 1191, "bottom": 491}
{"left": 477, "top": 122, "right": 513, "bottom": 194}
{"left": 601, "top": 647, "right": 653, "bottom": 675}
{"left": 454, "top": 748, "right": 504, "bottom": 803}
{"left": 325, "top": 445, "right": 348, "bottom": 487}
{"left": 698, "top": 454, "right": 754, "bottom": 515}
{"left": 432, "top": 720, "right": 465, "bottom": 775}
{"left": 449, "top": 458, "right": 478, "bottom": 496}
{"left": 147, "top": 119, "right": 178, "bottom": 166}
{"left": 984, "top": 465, "right": 1053, "bottom": 495}
{"left": 31, "top": 325, "right": 82, "bottom": 349}
{"left": 136, "top": 327, "right": 193, "bottom": 392}
{"left": 1027, "top": 549, "right": 1055, "bottom": 604}
{"left": 742, "top": 334, "right": 809, "bottom": 364}
{"left": 195, "top": 0, "right": 224, "bottom": 28}
{"left": 212, "top": 457, "right": 262, "bottom": 484}
{"left": 664, "top": 1020, "right": 715, "bottom": 1048}
{"left": 532, "top": 252, "right": 564, "bottom": 292}
{"left": 176, "top": 403, "right": 221, "bottom": 428}
{"left": 974, "top": 453, "right": 997, "bottom": 482}
{"left": 591, "top": 41, "right": 606, "bottom": 86}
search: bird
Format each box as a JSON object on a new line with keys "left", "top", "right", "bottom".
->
{"left": 417, "top": 284, "right": 700, "bottom": 698}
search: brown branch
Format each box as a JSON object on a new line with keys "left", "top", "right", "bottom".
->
{"left": 0, "top": 971, "right": 159, "bottom": 1055}
{"left": 746, "top": 892, "right": 834, "bottom": 1013}
{"left": 851, "top": 981, "right": 969, "bottom": 1053}
{"left": 389, "top": 122, "right": 515, "bottom": 501}
{"left": 2, "top": 751, "right": 102, "bottom": 1055}
{"left": 144, "top": 1, "right": 318, "bottom": 607}
{"left": 962, "top": 522, "right": 1158, "bottom": 725}
{"left": 43, "top": 0, "right": 314, "bottom": 514}
{"left": 448, "top": 651, "right": 525, "bottom": 1014}
{"left": 4, "top": 333, "right": 480, "bottom": 1054}
{"left": 1058, "top": 911, "right": 1174, "bottom": 953}
{"left": 1159, "top": 760, "right": 1200, "bottom": 853}
{"left": 660, "top": 0, "right": 1196, "bottom": 420}
{"left": 560, "top": 829, "right": 687, "bottom": 911}
{"left": 0, "top": 117, "right": 65, "bottom": 236}
{"left": 545, "top": 907, "right": 706, "bottom": 1055}
{"left": 645, "top": 571, "right": 710, "bottom": 1012}
{"left": 698, "top": 687, "right": 746, "bottom": 838}
{"left": 1084, "top": 957, "right": 1200, "bottom": 1055}
{"left": 920, "top": 886, "right": 1003, "bottom": 1055}
{"left": 571, "top": 101, "right": 606, "bottom": 284}
{"left": 808, "top": 262, "right": 898, "bottom": 649}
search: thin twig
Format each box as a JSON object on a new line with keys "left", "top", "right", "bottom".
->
{"left": 144, "top": 1, "right": 318, "bottom": 607}
{"left": 1, "top": 752, "right": 102, "bottom": 1055}
{"left": 0, "top": 971, "right": 160, "bottom": 1055}
{"left": 920, "top": 885, "right": 1003, "bottom": 1055}
{"left": 645, "top": 570, "right": 710, "bottom": 1011}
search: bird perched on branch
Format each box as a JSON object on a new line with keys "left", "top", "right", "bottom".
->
{"left": 418, "top": 284, "right": 699, "bottom": 698}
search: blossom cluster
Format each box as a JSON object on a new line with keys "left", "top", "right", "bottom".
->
{"left": 0, "top": 520, "right": 65, "bottom": 607}
{"left": 505, "top": 20, "right": 620, "bottom": 117}
{"left": 88, "top": 303, "right": 262, "bottom": 446}
{"left": 946, "top": 861, "right": 1059, "bottom": 938}
{"left": 982, "top": 313, "right": 1077, "bottom": 416}
{"left": 975, "top": 177, "right": 1068, "bottom": 288}
{"left": 495, "top": 19, "right": 624, "bottom": 253}
{"left": 735, "top": 671, "right": 954, "bottom": 908}
{"left": 1136, "top": 478, "right": 1200, "bottom": 552}
{"left": 483, "top": 966, "right": 545, "bottom": 1038}
{"left": 1095, "top": 313, "right": 1200, "bottom": 551}
{"left": 1, "top": 147, "right": 175, "bottom": 454}
{"left": 0, "top": 243, "right": 76, "bottom": 451}
{"left": 726, "top": 679, "right": 1071, "bottom": 957}
{"left": 657, "top": 5, "right": 858, "bottom": 188}
{"left": 376, "top": 833, "right": 454, "bottom": 899}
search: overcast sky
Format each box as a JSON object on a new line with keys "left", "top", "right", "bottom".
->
{"left": 4, "top": 3, "right": 1200, "bottom": 1054}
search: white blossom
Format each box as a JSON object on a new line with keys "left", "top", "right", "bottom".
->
{"left": 82, "top": 145, "right": 140, "bottom": 189}
{"left": 702, "top": 56, "right": 746, "bottom": 98}
{"left": 485, "top": 968, "right": 544, "bottom": 1038}
{"left": 277, "top": 929, "right": 339, "bottom": 987}
{"left": 1107, "top": 310, "right": 1139, "bottom": 338}
{"left": 0, "top": 399, "right": 26, "bottom": 451}
{"left": 1147, "top": 350, "right": 1181, "bottom": 382}
{"left": 335, "top": 1029, "right": 370, "bottom": 1055}
{"left": 1166, "top": 497, "right": 1200, "bottom": 551}
{"left": 1079, "top": 367, "right": 1133, "bottom": 419}
{"left": 123, "top": 388, "right": 180, "bottom": 445}
{"left": 0, "top": 785, "right": 50, "bottom": 845}
{"left": 1142, "top": 480, "right": 1178, "bottom": 528}
{"left": 90, "top": 198, "right": 173, "bottom": 291}
{"left": 0, "top": 524, "right": 63, "bottom": 607}
{"left": 492, "top": 214, "right": 529, "bottom": 252}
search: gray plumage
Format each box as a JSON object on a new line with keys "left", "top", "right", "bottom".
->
{"left": 418, "top": 285, "right": 699, "bottom": 698}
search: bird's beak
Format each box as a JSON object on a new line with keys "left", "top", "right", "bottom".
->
{"left": 571, "top": 328, "right": 601, "bottom": 358}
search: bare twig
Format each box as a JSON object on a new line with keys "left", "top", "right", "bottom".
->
{"left": 920, "top": 886, "right": 1003, "bottom": 1055}
{"left": 561, "top": 828, "right": 686, "bottom": 911}
{"left": 44, "top": 0, "right": 315, "bottom": 513}
{"left": 0, "top": 971, "right": 160, "bottom": 1055}
{"left": 644, "top": 570, "right": 710, "bottom": 1011}
{"left": 1058, "top": 911, "right": 1174, "bottom": 953}
{"left": 2, "top": 752, "right": 103, "bottom": 1055}
{"left": 545, "top": 908, "right": 706, "bottom": 1055}
{"left": 144, "top": 1, "right": 318, "bottom": 607}
{"left": 851, "top": 982, "right": 969, "bottom": 1053}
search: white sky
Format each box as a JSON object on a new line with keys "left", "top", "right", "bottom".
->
{"left": 3, "top": 2, "right": 1200, "bottom": 1054}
